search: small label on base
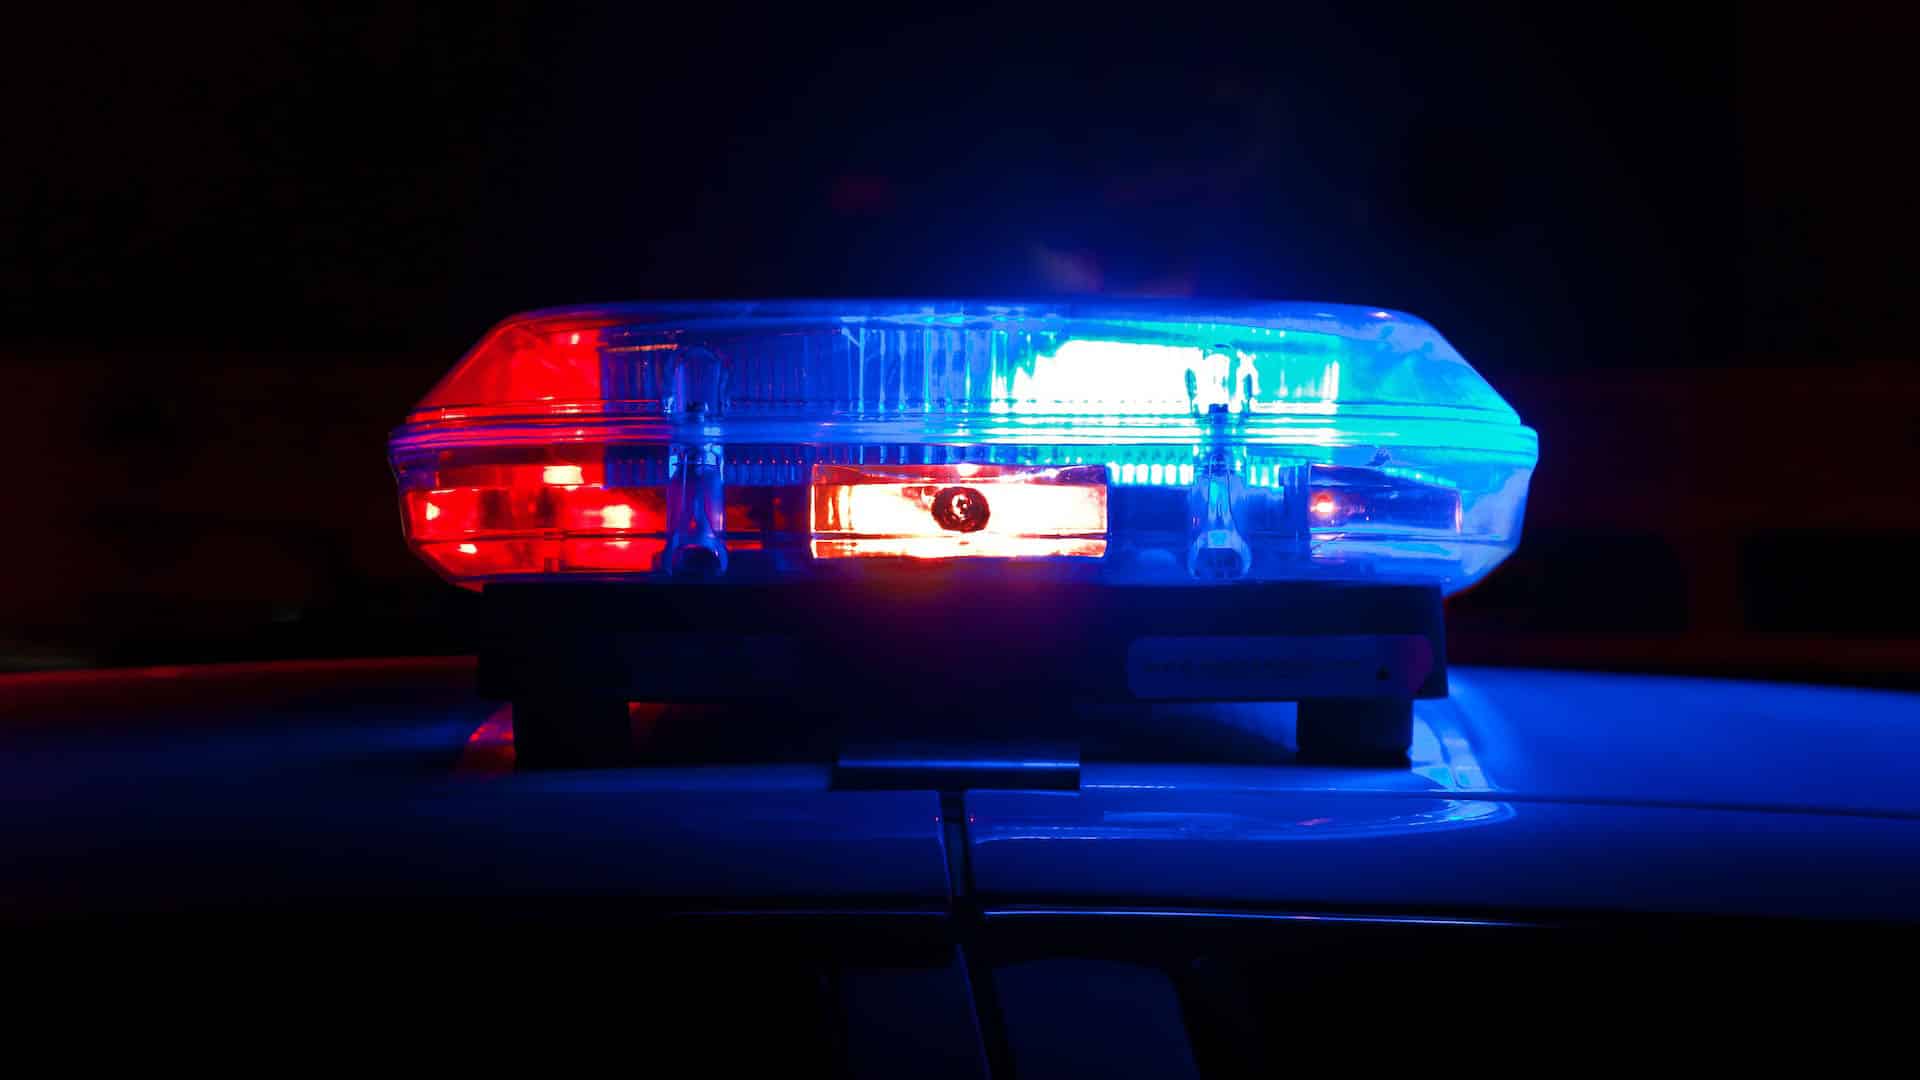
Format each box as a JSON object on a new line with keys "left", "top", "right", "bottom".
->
{"left": 1126, "top": 635, "right": 1434, "bottom": 700}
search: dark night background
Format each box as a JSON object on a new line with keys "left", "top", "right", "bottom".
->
{"left": 3, "top": 3, "right": 1916, "bottom": 681}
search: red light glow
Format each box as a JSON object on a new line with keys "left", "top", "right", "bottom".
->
{"left": 811, "top": 463, "right": 1107, "bottom": 561}
{"left": 415, "top": 324, "right": 607, "bottom": 415}
{"left": 420, "top": 536, "right": 670, "bottom": 578}
{"left": 402, "top": 471, "right": 668, "bottom": 543}
{"left": 1311, "top": 491, "right": 1337, "bottom": 517}
{"left": 812, "top": 537, "right": 1108, "bottom": 560}
{"left": 457, "top": 705, "right": 517, "bottom": 774}
{"left": 402, "top": 453, "right": 686, "bottom": 583}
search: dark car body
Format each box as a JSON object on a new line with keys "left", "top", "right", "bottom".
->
{"left": 7, "top": 659, "right": 1917, "bottom": 1074}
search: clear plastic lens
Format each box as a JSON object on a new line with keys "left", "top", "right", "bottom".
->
{"left": 391, "top": 301, "right": 1536, "bottom": 591}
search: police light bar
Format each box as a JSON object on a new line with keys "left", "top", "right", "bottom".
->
{"left": 390, "top": 300, "right": 1536, "bottom": 592}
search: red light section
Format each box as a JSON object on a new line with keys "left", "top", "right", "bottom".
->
{"left": 403, "top": 455, "right": 677, "bottom": 583}
{"left": 418, "top": 536, "right": 671, "bottom": 579}
{"left": 405, "top": 475, "right": 668, "bottom": 542}
{"left": 1310, "top": 491, "right": 1337, "bottom": 517}
{"left": 400, "top": 452, "right": 810, "bottom": 584}
{"left": 413, "top": 323, "right": 608, "bottom": 418}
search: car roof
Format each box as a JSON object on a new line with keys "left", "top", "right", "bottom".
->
{"left": 4, "top": 660, "right": 1917, "bottom": 922}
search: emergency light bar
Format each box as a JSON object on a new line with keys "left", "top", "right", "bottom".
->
{"left": 390, "top": 300, "right": 1536, "bottom": 591}
{"left": 392, "top": 300, "right": 1537, "bottom": 766}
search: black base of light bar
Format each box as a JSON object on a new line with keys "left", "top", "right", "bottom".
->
{"left": 478, "top": 578, "right": 1445, "bottom": 769}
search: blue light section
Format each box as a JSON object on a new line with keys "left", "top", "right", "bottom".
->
{"left": 990, "top": 337, "right": 1347, "bottom": 417}
{"left": 563, "top": 300, "right": 1529, "bottom": 435}
{"left": 1106, "top": 454, "right": 1199, "bottom": 487}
